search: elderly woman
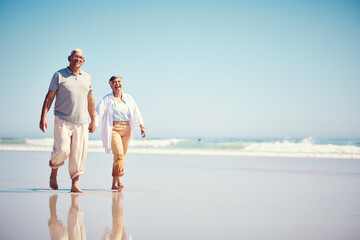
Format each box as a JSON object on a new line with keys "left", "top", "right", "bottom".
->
{"left": 95, "top": 75, "right": 146, "bottom": 190}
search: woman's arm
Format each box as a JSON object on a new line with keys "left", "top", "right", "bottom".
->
{"left": 128, "top": 94, "right": 146, "bottom": 138}
{"left": 95, "top": 96, "right": 108, "bottom": 127}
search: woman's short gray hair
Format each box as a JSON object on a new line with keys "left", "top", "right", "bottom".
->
{"left": 109, "top": 75, "right": 122, "bottom": 84}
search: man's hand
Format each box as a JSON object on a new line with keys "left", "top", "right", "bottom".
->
{"left": 39, "top": 90, "right": 56, "bottom": 133}
{"left": 88, "top": 121, "right": 96, "bottom": 133}
{"left": 39, "top": 118, "right": 48, "bottom": 133}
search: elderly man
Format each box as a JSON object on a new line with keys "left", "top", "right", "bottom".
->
{"left": 40, "top": 49, "right": 95, "bottom": 193}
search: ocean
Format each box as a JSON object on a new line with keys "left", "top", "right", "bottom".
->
{"left": 0, "top": 137, "right": 359, "bottom": 159}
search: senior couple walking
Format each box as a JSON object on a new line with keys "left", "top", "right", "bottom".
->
{"left": 39, "top": 49, "right": 146, "bottom": 193}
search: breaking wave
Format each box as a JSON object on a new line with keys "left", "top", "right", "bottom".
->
{"left": 0, "top": 137, "right": 359, "bottom": 159}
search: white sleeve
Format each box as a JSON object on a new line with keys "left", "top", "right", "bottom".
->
{"left": 95, "top": 98, "right": 106, "bottom": 127}
{"left": 129, "top": 95, "right": 144, "bottom": 126}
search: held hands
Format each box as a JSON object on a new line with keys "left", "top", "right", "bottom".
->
{"left": 88, "top": 121, "right": 96, "bottom": 133}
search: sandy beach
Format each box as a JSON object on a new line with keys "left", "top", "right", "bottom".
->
{"left": 0, "top": 151, "right": 359, "bottom": 239}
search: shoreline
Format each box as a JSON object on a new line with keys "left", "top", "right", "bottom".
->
{"left": 0, "top": 148, "right": 360, "bottom": 159}
{"left": 1, "top": 151, "right": 360, "bottom": 239}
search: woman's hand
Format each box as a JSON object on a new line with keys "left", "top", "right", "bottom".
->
{"left": 140, "top": 125, "right": 146, "bottom": 138}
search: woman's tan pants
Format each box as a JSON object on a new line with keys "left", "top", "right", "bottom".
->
{"left": 111, "top": 124, "right": 131, "bottom": 177}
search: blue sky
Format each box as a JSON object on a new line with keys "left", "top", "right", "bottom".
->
{"left": 0, "top": 0, "right": 359, "bottom": 139}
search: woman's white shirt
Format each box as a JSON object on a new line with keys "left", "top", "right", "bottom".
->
{"left": 112, "top": 101, "right": 131, "bottom": 121}
{"left": 95, "top": 92, "right": 145, "bottom": 153}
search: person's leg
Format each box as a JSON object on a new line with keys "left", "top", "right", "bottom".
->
{"left": 71, "top": 176, "right": 83, "bottom": 193}
{"left": 69, "top": 122, "right": 88, "bottom": 193}
{"left": 48, "top": 194, "right": 68, "bottom": 239}
{"left": 49, "top": 116, "right": 72, "bottom": 190}
{"left": 110, "top": 192, "right": 125, "bottom": 239}
{"left": 111, "top": 125, "right": 124, "bottom": 190}
{"left": 118, "top": 125, "right": 132, "bottom": 187}
{"left": 50, "top": 169, "right": 58, "bottom": 190}
{"left": 68, "top": 194, "right": 86, "bottom": 239}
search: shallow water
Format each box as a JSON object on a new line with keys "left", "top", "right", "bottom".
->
{"left": 1, "top": 151, "right": 360, "bottom": 239}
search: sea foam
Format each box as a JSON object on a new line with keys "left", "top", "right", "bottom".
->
{"left": 0, "top": 137, "right": 359, "bottom": 159}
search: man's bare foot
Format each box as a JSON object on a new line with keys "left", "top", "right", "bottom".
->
{"left": 50, "top": 177, "right": 58, "bottom": 190}
{"left": 71, "top": 176, "right": 85, "bottom": 193}
{"left": 50, "top": 169, "right": 58, "bottom": 190}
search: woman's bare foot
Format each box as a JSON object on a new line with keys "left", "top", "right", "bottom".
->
{"left": 50, "top": 169, "right": 58, "bottom": 190}
{"left": 71, "top": 185, "right": 85, "bottom": 193}
{"left": 71, "top": 176, "right": 85, "bottom": 193}
{"left": 111, "top": 176, "right": 124, "bottom": 191}
{"left": 111, "top": 185, "right": 124, "bottom": 191}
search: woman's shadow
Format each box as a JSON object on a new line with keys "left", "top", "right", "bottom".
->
{"left": 102, "top": 192, "right": 127, "bottom": 240}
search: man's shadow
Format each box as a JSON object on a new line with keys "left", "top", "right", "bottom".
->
{"left": 48, "top": 194, "right": 86, "bottom": 240}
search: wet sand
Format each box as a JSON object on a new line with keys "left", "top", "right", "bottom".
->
{"left": 0, "top": 151, "right": 360, "bottom": 239}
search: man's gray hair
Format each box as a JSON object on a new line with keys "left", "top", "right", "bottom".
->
{"left": 70, "top": 48, "right": 84, "bottom": 56}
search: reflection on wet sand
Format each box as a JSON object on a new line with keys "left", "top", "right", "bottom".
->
{"left": 48, "top": 194, "right": 86, "bottom": 240}
{"left": 48, "top": 192, "right": 126, "bottom": 240}
{"left": 102, "top": 192, "right": 127, "bottom": 240}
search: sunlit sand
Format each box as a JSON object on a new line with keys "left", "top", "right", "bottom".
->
{"left": 0, "top": 151, "right": 359, "bottom": 239}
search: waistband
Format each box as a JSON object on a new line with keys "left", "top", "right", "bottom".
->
{"left": 113, "top": 121, "right": 130, "bottom": 125}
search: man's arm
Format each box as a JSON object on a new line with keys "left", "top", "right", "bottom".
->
{"left": 39, "top": 90, "right": 56, "bottom": 133}
{"left": 88, "top": 92, "right": 96, "bottom": 133}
